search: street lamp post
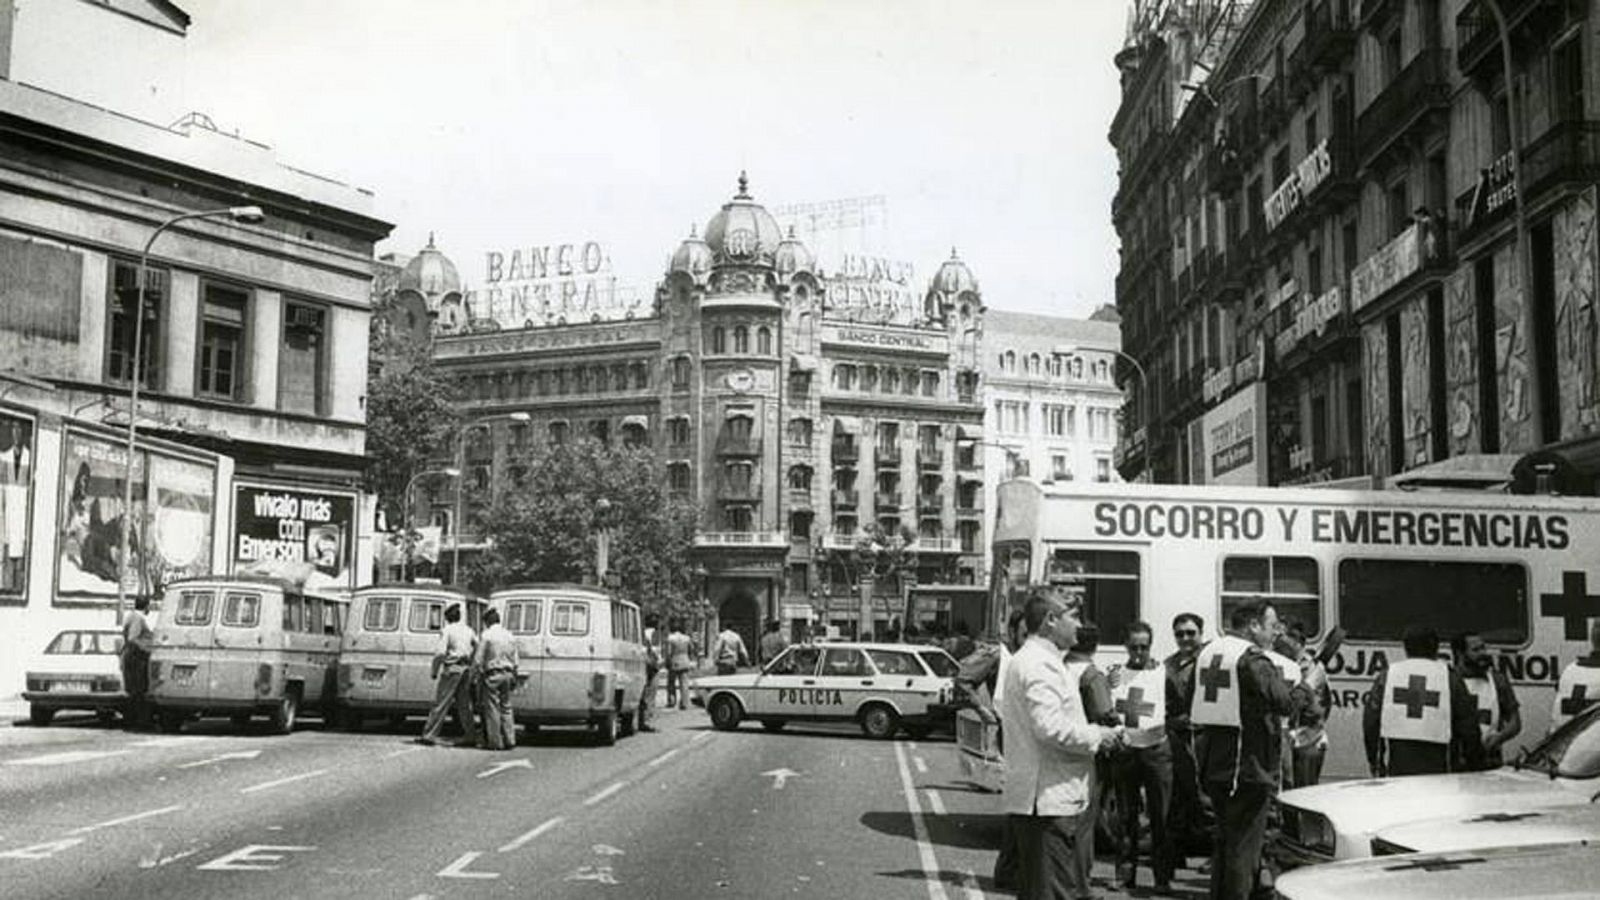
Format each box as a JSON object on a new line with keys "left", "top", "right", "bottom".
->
{"left": 449, "top": 411, "right": 530, "bottom": 586}
{"left": 1056, "top": 344, "right": 1151, "bottom": 483}
{"left": 117, "top": 206, "right": 264, "bottom": 623}
{"left": 401, "top": 467, "right": 460, "bottom": 582}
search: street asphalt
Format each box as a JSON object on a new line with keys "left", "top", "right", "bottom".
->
{"left": 0, "top": 699, "right": 1212, "bottom": 899}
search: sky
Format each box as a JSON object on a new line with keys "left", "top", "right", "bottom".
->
{"left": 179, "top": 0, "right": 1129, "bottom": 321}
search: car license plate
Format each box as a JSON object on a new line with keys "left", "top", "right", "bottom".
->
{"left": 361, "top": 668, "right": 386, "bottom": 686}
{"left": 172, "top": 665, "right": 197, "bottom": 686}
{"left": 50, "top": 680, "right": 90, "bottom": 693}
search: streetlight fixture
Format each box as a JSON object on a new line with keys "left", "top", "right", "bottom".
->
{"left": 117, "top": 205, "right": 265, "bottom": 622}
{"left": 450, "top": 411, "right": 531, "bottom": 585}
{"left": 1056, "top": 343, "right": 1151, "bottom": 483}
{"left": 401, "top": 466, "right": 460, "bottom": 581}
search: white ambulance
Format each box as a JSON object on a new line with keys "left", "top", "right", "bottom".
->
{"left": 987, "top": 478, "right": 1600, "bottom": 779}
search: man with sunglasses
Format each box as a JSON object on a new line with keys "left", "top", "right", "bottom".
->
{"left": 1164, "top": 612, "right": 1209, "bottom": 865}
{"left": 1108, "top": 620, "right": 1176, "bottom": 892}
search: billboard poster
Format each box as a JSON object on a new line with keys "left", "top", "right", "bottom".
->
{"left": 1196, "top": 382, "right": 1268, "bottom": 487}
{"left": 232, "top": 484, "right": 357, "bottom": 591}
{"left": 0, "top": 412, "right": 34, "bottom": 601}
{"left": 57, "top": 431, "right": 215, "bottom": 600}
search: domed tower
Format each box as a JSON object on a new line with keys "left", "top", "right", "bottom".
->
{"left": 399, "top": 233, "right": 466, "bottom": 334}
{"left": 926, "top": 248, "right": 985, "bottom": 406}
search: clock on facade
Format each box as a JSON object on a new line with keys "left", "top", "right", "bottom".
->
{"left": 726, "top": 369, "right": 755, "bottom": 392}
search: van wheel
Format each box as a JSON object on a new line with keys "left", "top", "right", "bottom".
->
{"left": 708, "top": 695, "right": 742, "bottom": 731}
{"left": 29, "top": 705, "right": 55, "bottom": 727}
{"left": 619, "top": 705, "right": 637, "bottom": 738}
{"left": 593, "top": 711, "right": 619, "bottom": 747}
{"left": 761, "top": 719, "right": 787, "bottom": 732}
{"left": 270, "top": 690, "right": 300, "bottom": 735}
{"left": 156, "top": 709, "right": 185, "bottom": 733}
{"left": 859, "top": 703, "right": 900, "bottom": 740}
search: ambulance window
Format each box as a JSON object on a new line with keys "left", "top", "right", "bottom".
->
{"left": 409, "top": 601, "right": 444, "bottom": 633}
{"left": 282, "top": 594, "right": 305, "bottom": 632}
{"left": 821, "top": 648, "right": 873, "bottom": 677}
{"left": 1222, "top": 556, "right": 1321, "bottom": 638}
{"left": 552, "top": 602, "right": 590, "bottom": 636}
{"left": 1337, "top": 558, "right": 1527, "bottom": 644}
{"left": 305, "top": 598, "right": 324, "bottom": 634}
{"left": 1049, "top": 548, "right": 1140, "bottom": 645}
{"left": 867, "top": 649, "right": 923, "bottom": 675}
{"left": 505, "top": 600, "right": 541, "bottom": 634}
{"left": 364, "top": 597, "right": 401, "bottom": 631}
{"left": 221, "top": 592, "right": 260, "bottom": 628}
{"left": 173, "top": 590, "right": 215, "bottom": 626}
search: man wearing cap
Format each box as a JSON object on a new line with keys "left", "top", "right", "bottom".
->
{"left": 1363, "top": 626, "right": 1483, "bottom": 776}
{"left": 416, "top": 602, "right": 478, "bottom": 747}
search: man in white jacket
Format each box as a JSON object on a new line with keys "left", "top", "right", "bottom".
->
{"left": 1001, "top": 589, "right": 1125, "bottom": 900}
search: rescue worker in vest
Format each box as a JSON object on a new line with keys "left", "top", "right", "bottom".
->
{"left": 1108, "top": 620, "right": 1175, "bottom": 892}
{"left": 1451, "top": 631, "right": 1520, "bottom": 768}
{"left": 1000, "top": 588, "right": 1124, "bottom": 900}
{"left": 1550, "top": 620, "right": 1600, "bottom": 734}
{"left": 119, "top": 594, "right": 156, "bottom": 730}
{"left": 1192, "top": 599, "right": 1297, "bottom": 900}
{"left": 1363, "top": 626, "right": 1484, "bottom": 776}
{"left": 473, "top": 607, "right": 519, "bottom": 751}
{"left": 1064, "top": 621, "right": 1115, "bottom": 898}
{"left": 415, "top": 602, "right": 478, "bottom": 747}
{"left": 1164, "top": 612, "right": 1208, "bottom": 867}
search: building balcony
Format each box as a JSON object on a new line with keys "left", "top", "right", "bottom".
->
{"left": 831, "top": 441, "right": 860, "bottom": 463}
{"left": 874, "top": 491, "right": 901, "bottom": 511}
{"left": 821, "top": 532, "right": 857, "bottom": 551}
{"left": 1204, "top": 141, "right": 1244, "bottom": 192}
{"left": 1522, "top": 119, "right": 1600, "bottom": 205}
{"left": 912, "top": 536, "right": 959, "bottom": 553}
{"left": 788, "top": 487, "right": 814, "bottom": 510}
{"left": 917, "top": 493, "right": 943, "bottom": 513}
{"left": 1359, "top": 0, "right": 1400, "bottom": 28}
{"left": 831, "top": 488, "right": 859, "bottom": 510}
{"left": 875, "top": 444, "right": 902, "bottom": 467}
{"left": 917, "top": 447, "right": 944, "bottom": 469}
{"left": 1305, "top": 0, "right": 1358, "bottom": 70}
{"left": 694, "top": 531, "right": 787, "bottom": 548}
{"left": 715, "top": 435, "right": 762, "bottom": 458}
{"left": 719, "top": 481, "right": 760, "bottom": 502}
{"left": 1356, "top": 50, "right": 1450, "bottom": 169}
{"left": 1456, "top": 0, "right": 1573, "bottom": 79}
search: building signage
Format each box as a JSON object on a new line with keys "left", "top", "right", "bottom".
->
{"left": 478, "top": 240, "right": 644, "bottom": 328}
{"left": 1274, "top": 286, "right": 1346, "bottom": 360}
{"left": 232, "top": 484, "right": 357, "bottom": 591}
{"left": 1263, "top": 139, "right": 1333, "bottom": 231}
{"left": 821, "top": 323, "right": 948, "bottom": 354}
{"left": 1193, "top": 382, "right": 1266, "bottom": 486}
{"left": 1465, "top": 151, "right": 1517, "bottom": 229}
{"left": 1350, "top": 223, "right": 1421, "bottom": 312}
{"left": 822, "top": 254, "right": 922, "bottom": 325}
{"left": 1202, "top": 366, "right": 1235, "bottom": 403}
{"left": 0, "top": 412, "right": 34, "bottom": 600}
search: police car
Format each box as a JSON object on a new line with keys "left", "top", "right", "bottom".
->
{"left": 691, "top": 642, "right": 958, "bottom": 739}
{"left": 1272, "top": 705, "right": 1600, "bottom": 865}
{"left": 1273, "top": 842, "right": 1600, "bottom": 900}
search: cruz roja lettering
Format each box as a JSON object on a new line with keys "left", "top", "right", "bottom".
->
{"left": 777, "top": 688, "right": 845, "bottom": 706}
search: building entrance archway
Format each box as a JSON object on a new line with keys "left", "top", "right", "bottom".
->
{"left": 718, "top": 591, "right": 760, "bottom": 667}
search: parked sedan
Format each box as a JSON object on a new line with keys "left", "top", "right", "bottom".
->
{"left": 1272, "top": 705, "right": 1600, "bottom": 866}
{"left": 691, "top": 642, "right": 957, "bottom": 739}
{"left": 1274, "top": 842, "right": 1600, "bottom": 900}
{"left": 22, "top": 630, "right": 125, "bottom": 725}
{"left": 1370, "top": 801, "right": 1600, "bottom": 856}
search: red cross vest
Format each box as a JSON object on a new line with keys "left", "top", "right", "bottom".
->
{"left": 1460, "top": 674, "right": 1500, "bottom": 742}
{"left": 1550, "top": 660, "right": 1600, "bottom": 731}
{"left": 1111, "top": 664, "right": 1167, "bottom": 748}
{"left": 1380, "top": 658, "right": 1451, "bottom": 744}
{"left": 1192, "top": 635, "right": 1253, "bottom": 729}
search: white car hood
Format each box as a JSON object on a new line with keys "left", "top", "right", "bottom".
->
{"left": 1375, "top": 802, "right": 1600, "bottom": 855}
{"left": 1278, "top": 768, "right": 1595, "bottom": 843}
{"left": 1275, "top": 841, "right": 1600, "bottom": 900}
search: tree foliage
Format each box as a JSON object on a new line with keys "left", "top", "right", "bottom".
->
{"left": 470, "top": 439, "right": 700, "bottom": 620}
{"left": 848, "top": 521, "right": 919, "bottom": 582}
{"left": 364, "top": 337, "right": 462, "bottom": 530}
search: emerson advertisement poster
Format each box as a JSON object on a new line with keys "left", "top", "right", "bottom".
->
{"left": 231, "top": 483, "right": 357, "bottom": 591}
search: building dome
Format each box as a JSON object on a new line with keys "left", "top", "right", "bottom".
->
{"left": 668, "top": 224, "right": 714, "bottom": 278}
{"left": 773, "top": 226, "right": 815, "bottom": 276}
{"left": 703, "top": 171, "right": 784, "bottom": 266}
{"left": 930, "top": 248, "right": 980, "bottom": 295}
{"left": 398, "top": 233, "right": 462, "bottom": 310}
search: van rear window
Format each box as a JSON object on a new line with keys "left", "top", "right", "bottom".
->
{"left": 1337, "top": 558, "right": 1528, "bottom": 644}
{"left": 409, "top": 601, "right": 443, "bottom": 633}
{"left": 1048, "top": 548, "right": 1141, "bottom": 645}
{"left": 173, "top": 590, "right": 215, "bottom": 626}
{"left": 551, "top": 602, "right": 590, "bottom": 636}
{"left": 506, "top": 600, "right": 541, "bottom": 634}
{"left": 364, "top": 597, "right": 401, "bottom": 631}
{"left": 222, "top": 593, "right": 261, "bottom": 628}
{"left": 1222, "top": 555, "right": 1322, "bottom": 639}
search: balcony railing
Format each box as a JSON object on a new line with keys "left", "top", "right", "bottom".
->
{"left": 917, "top": 493, "right": 943, "bottom": 513}
{"left": 719, "top": 480, "right": 759, "bottom": 502}
{"left": 874, "top": 491, "right": 901, "bottom": 511}
{"left": 831, "top": 488, "right": 859, "bottom": 509}
{"left": 1456, "top": 0, "right": 1564, "bottom": 76}
{"left": 716, "top": 435, "right": 762, "bottom": 458}
{"left": 875, "top": 444, "right": 902, "bottom": 467}
{"left": 912, "top": 537, "right": 959, "bottom": 553}
{"left": 1357, "top": 50, "right": 1450, "bottom": 168}
{"left": 917, "top": 447, "right": 944, "bottom": 469}
{"left": 1359, "top": 0, "right": 1399, "bottom": 28}
{"left": 1522, "top": 119, "right": 1600, "bottom": 203}
{"left": 831, "top": 441, "right": 860, "bottom": 463}
{"left": 1304, "top": 0, "right": 1357, "bottom": 70}
{"left": 821, "top": 533, "right": 857, "bottom": 551}
{"left": 694, "top": 531, "right": 787, "bottom": 548}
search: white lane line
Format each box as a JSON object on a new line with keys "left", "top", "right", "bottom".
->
{"left": 582, "top": 781, "right": 628, "bottom": 807}
{"left": 646, "top": 748, "right": 679, "bottom": 768}
{"left": 908, "top": 741, "right": 920, "bottom": 751}
{"left": 913, "top": 755, "right": 929, "bottom": 774}
{"left": 383, "top": 746, "right": 424, "bottom": 759}
{"left": 240, "top": 769, "right": 329, "bottom": 794}
{"left": 893, "top": 740, "right": 951, "bottom": 900}
{"left": 67, "top": 804, "right": 185, "bottom": 835}
{"left": 7, "top": 750, "right": 130, "bottom": 767}
{"left": 924, "top": 789, "right": 947, "bottom": 816}
{"left": 960, "top": 868, "right": 986, "bottom": 899}
{"left": 691, "top": 731, "right": 713, "bottom": 744}
{"left": 499, "top": 816, "right": 565, "bottom": 853}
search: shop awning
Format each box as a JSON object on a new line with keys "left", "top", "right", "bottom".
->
{"left": 832, "top": 416, "right": 861, "bottom": 435}
{"left": 620, "top": 414, "right": 649, "bottom": 430}
{"left": 956, "top": 425, "right": 983, "bottom": 444}
{"left": 790, "top": 354, "right": 818, "bottom": 373}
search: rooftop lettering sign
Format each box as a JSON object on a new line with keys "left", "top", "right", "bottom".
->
{"left": 477, "top": 241, "right": 645, "bottom": 328}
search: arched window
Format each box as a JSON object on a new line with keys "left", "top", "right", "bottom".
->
{"left": 788, "top": 465, "right": 812, "bottom": 490}
{"left": 548, "top": 420, "right": 569, "bottom": 445}
{"left": 757, "top": 326, "right": 772, "bottom": 354}
{"left": 672, "top": 357, "right": 691, "bottom": 390}
{"left": 1028, "top": 353, "right": 1041, "bottom": 374}
{"left": 733, "top": 326, "right": 749, "bottom": 354}
{"left": 1004, "top": 350, "right": 1016, "bottom": 372}
{"left": 711, "top": 326, "right": 726, "bottom": 354}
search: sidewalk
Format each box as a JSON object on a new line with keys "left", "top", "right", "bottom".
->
{"left": 1, "top": 694, "right": 26, "bottom": 726}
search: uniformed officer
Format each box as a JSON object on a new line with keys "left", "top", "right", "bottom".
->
{"left": 1192, "top": 599, "right": 1297, "bottom": 900}
{"left": 1363, "top": 626, "right": 1483, "bottom": 776}
{"left": 1451, "top": 631, "right": 1520, "bottom": 768}
{"left": 1550, "top": 621, "right": 1600, "bottom": 734}
{"left": 415, "top": 602, "right": 477, "bottom": 746}
{"left": 1108, "top": 620, "right": 1175, "bottom": 892}
{"left": 473, "top": 607, "right": 519, "bottom": 751}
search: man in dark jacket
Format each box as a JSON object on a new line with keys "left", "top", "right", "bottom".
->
{"left": 1193, "top": 600, "right": 1298, "bottom": 900}
{"left": 1363, "top": 626, "right": 1484, "bottom": 776}
{"left": 1164, "top": 611, "right": 1208, "bottom": 862}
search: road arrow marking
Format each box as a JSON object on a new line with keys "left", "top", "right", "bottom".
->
{"left": 178, "top": 750, "right": 262, "bottom": 769}
{"left": 475, "top": 758, "right": 533, "bottom": 779}
{"left": 761, "top": 768, "right": 801, "bottom": 790}
{"left": 437, "top": 851, "right": 500, "bottom": 880}
{"left": 565, "top": 865, "right": 618, "bottom": 885}
{"left": 0, "top": 838, "right": 86, "bottom": 860}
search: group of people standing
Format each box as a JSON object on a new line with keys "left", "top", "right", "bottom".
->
{"left": 414, "top": 604, "right": 522, "bottom": 750}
